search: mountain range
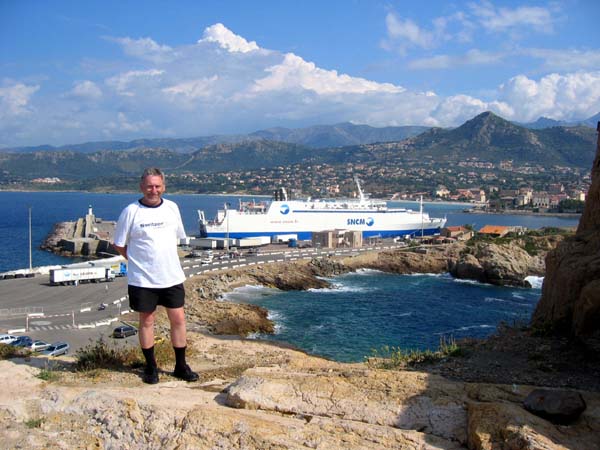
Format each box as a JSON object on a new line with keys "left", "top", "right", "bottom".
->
{"left": 2, "top": 122, "right": 429, "bottom": 154}
{"left": 0, "top": 112, "right": 597, "bottom": 182}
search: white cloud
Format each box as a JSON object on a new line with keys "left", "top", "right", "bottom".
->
{"left": 408, "top": 49, "right": 503, "bottom": 70}
{"left": 525, "top": 48, "right": 600, "bottom": 71}
{"left": 384, "top": 13, "right": 435, "bottom": 50}
{"left": 109, "top": 36, "right": 174, "bottom": 62}
{"left": 469, "top": 1, "right": 556, "bottom": 33}
{"left": 69, "top": 80, "right": 102, "bottom": 100}
{"left": 105, "top": 69, "right": 164, "bottom": 97}
{"left": 0, "top": 82, "right": 39, "bottom": 119}
{"left": 2, "top": 22, "right": 600, "bottom": 148}
{"left": 162, "top": 76, "right": 219, "bottom": 99}
{"left": 105, "top": 112, "right": 152, "bottom": 133}
{"left": 252, "top": 53, "right": 404, "bottom": 95}
{"left": 199, "top": 23, "right": 259, "bottom": 53}
{"left": 430, "top": 94, "right": 513, "bottom": 125}
{"left": 498, "top": 72, "right": 600, "bottom": 121}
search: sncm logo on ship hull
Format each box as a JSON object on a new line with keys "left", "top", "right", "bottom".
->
{"left": 347, "top": 217, "right": 374, "bottom": 226}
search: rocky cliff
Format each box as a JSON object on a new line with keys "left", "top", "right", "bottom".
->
{"left": 532, "top": 124, "right": 600, "bottom": 347}
{"left": 1, "top": 333, "right": 598, "bottom": 450}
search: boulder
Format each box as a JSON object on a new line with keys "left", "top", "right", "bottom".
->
{"left": 523, "top": 388, "right": 587, "bottom": 425}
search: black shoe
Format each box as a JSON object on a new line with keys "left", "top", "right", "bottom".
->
{"left": 173, "top": 364, "right": 199, "bottom": 382}
{"left": 143, "top": 366, "right": 159, "bottom": 384}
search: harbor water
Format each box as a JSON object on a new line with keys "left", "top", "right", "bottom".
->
{"left": 0, "top": 191, "right": 579, "bottom": 362}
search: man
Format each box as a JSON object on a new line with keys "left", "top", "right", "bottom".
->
{"left": 113, "top": 168, "right": 198, "bottom": 384}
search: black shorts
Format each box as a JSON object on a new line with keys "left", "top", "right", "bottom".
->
{"left": 128, "top": 283, "right": 185, "bottom": 313}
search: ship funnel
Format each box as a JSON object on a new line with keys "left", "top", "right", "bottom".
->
{"left": 197, "top": 210, "right": 208, "bottom": 237}
{"left": 273, "top": 187, "right": 288, "bottom": 201}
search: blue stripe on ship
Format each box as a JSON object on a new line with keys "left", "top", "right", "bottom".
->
{"left": 206, "top": 228, "right": 441, "bottom": 240}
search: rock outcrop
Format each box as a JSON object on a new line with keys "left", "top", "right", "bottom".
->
{"left": 532, "top": 124, "right": 600, "bottom": 346}
{"left": 2, "top": 337, "right": 599, "bottom": 450}
{"left": 449, "top": 240, "right": 544, "bottom": 287}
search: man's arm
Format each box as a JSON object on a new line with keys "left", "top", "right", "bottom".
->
{"left": 113, "top": 245, "right": 128, "bottom": 259}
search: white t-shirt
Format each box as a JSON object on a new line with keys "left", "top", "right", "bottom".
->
{"left": 114, "top": 198, "right": 187, "bottom": 288}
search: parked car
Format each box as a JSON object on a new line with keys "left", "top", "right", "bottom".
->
{"left": 29, "top": 340, "right": 51, "bottom": 352}
{"left": 113, "top": 325, "right": 137, "bottom": 338}
{"left": 41, "top": 342, "right": 70, "bottom": 357}
{"left": 0, "top": 334, "right": 18, "bottom": 345}
{"left": 10, "top": 336, "right": 33, "bottom": 347}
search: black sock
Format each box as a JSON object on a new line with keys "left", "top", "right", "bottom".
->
{"left": 174, "top": 346, "right": 187, "bottom": 370}
{"left": 142, "top": 346, "right": 157, "bottom": 369}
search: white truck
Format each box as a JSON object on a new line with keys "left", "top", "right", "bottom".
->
{"left": 49, "top": 267, "right": 115, "bottom": 286}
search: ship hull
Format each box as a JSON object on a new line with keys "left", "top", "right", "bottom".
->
{"left": 200, "top": 200, "right": 446, "bottom": 240}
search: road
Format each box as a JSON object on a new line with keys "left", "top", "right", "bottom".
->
{"left": 0, "top": 242, "right": 405, "bottom": 352}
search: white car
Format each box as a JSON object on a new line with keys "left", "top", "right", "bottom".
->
{"left": 0, "top": 334, "right": 18, "bottom": 345}
{"left": 41, "top": 342, "right": 70, "bottom": 357}
{"left": 29, "top": 340, "right": 51, "bottom": 352}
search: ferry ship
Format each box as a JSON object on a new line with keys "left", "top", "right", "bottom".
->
{"left": 198, "top": 180, "right": 446, "bottom": 240}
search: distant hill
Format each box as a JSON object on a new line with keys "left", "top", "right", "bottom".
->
{"left": 1, "top": 122, "right": 429, "bottom": 154}
{"left": 360, "top": 111, "right": 597, "bottom": 168}
{"left": 249, "top": 122, "right": 429, "bottom": 148}
{"left": 0, "top": 112, "right": 596, "bottom": 183}
{"left": 518, "top": 112, "right": 600, "bottom": 129}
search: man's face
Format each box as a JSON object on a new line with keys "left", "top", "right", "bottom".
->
{"left": 140, "top": 175, "right": 165, "bottom": 205}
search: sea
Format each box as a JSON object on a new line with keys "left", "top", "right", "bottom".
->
{"left": 0, "top": 191, "right": 580, "bottom": 362}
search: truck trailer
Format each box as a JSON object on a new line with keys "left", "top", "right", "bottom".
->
{"left": 49, "top": 267, "right": 115, "bottom": 286}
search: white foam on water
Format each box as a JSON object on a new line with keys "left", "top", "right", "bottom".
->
{"left": 525, "top": 276, "right": 544, "bottom": 289}
{"left": 308, "top": 282, "right": 371, "bottom": 294}
{"left": 436, "top": 324, "right": 495, "bottom": 335}
{"left": 452, "top": 278, "right": 492, "bottom": 287}
{"left": 484, "top": 297, "right": 507, "bottom": 303}
{"left": 354, "top": 268, "right": 385, "bottom": 275}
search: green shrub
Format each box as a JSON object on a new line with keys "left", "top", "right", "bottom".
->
{"left": 366, "top": 337, "right": 462, "bottom": 369}
{"left": 36, "top": 364, "right": 60, "bottom": 382}
{"left": 75, "top": 336, "right": 176, "bottom": 372}
{"left": 25, "top": 418, "right": 45, "bottom": 429}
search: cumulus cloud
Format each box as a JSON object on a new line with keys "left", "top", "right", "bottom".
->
{"left": 498, "top": 72, "right": 600, "bottom": 121}
{"left": 108, "top": 36, "right": 174, "bottom": 62}
{"left": 430, "top": 94, "right": 513, "bottom": 125}
{"left": 0, "top": 82, "right": 39, "bottom": 119}
{"left": 252, "top": 53, "right": 404, "bottom": 95}
{"left": 198, "top": 23, "right": 259, "bottom": 53}
{"left": 69, "top": 80, "right": 102, "bottom": 100}
{"left": 162, "top": 76, "right": 219, "bottom": 100}
{"left": 105, "top": 69, "right": 164, "bottom": 97}
{"left": 2, "top": 22, "right": 600, "bottom": 147}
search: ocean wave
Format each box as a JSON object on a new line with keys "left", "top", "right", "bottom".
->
{"left": 484, "top": 297, "right": 508, "bottom": 303}
{"left": 453, "top": 278, "right": 487, "bottom": 286}
{"left": 524, "top": 276, "right": 544, "bottom": 289}
{"left": 308, "top": 283, "right": 372, "bottom": 294}
{"left": 436, "top": 324, "right": 495, "bottom": 335}
{"left": 354, "top": 268, "right": 385, "bottom": 275}
{"left": 406, "top": 272, "right": 446, "bottom": 278}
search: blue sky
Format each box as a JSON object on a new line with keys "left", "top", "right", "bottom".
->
{"left": 1, "top": 0, "right": 599, "bottom": 147}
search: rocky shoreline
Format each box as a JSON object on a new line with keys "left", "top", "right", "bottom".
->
{"left": 181, "top": 236, "right": 560, "bottom": 336}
